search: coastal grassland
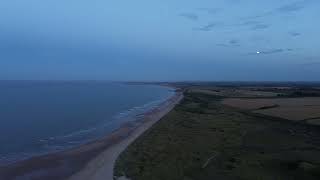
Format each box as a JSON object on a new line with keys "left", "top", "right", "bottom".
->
{"left": 115, "top": 90, "right": 320, "bottom": 180}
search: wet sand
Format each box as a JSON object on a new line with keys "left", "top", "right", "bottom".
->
{"left": 0, "top": 91, "right": 182, "bottom": 180}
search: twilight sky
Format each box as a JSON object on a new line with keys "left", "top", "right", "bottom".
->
{"left": 0, "top": 0, "right": 319, "bottom": 81}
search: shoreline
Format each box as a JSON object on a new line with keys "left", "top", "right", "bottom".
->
{"left": 68, "top": 91, "right": 183, "bottom": 180}
{"left": 0, "top": 89, "right": 183, "bottom": 180}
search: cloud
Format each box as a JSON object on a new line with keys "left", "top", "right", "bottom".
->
{"left": 242, "top": 12, "right": 272, "bottom": 20}
{"left": 289, "top": 32, "right": 301, "bottom": 37}
{"left": 217, "top": 43, "right": 240, "bottom": 47}
{"left": 229, "top": 39, "right": 239, "bottom": 45}
{"left": 197, "top": 8, "right": 220, "bottom": 15}
{"left": 251, "top": 24, "right": 270, "bottom": 30}
{"left": 260, "top": 49, "right": 284, "bottom": 54}
{"left": 193, "top": 22, "right": 222, "bottom": 31}
{"left": 234, "top": 21, "right": 269, "bottom": 31}
{"left": 179, "top": 13, "right": 199, "bottom": 21}
{"left": 243, "top": 0, "right": 312, "bottom": 20}
{"left": 247, "top": 48, "right": 294, "bottom": 55}
{"left": 276, "top": 0, "right": 308, "bottom": 13}
{"left": 238, "top": 21, "right": 261, "bottom": 26}
{"left": 217, "top": 39, "right": 240, "bottom": 47}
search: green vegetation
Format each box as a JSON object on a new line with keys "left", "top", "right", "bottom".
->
{"left": 115, "top": 90, "right": 320, "bottom": 180}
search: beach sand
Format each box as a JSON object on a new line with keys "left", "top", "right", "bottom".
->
{"left": 0, "top": 91, "right": 182, "bottom": 180}
{"left": 68, "top": 92, "right": 183, "bottom": 180}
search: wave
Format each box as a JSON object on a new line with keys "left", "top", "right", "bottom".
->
{"left": 0, "top": 93, "right": 173, "bottom": 165}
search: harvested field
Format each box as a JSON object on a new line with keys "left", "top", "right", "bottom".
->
{"left": 222, "top": 98, "right": 276, "bottom": 110}
{"left": 255, "top": 107, "right": 320, "bottom": 121}
{"left": 222, "top": 98, "right": 320, "bottom": 121}
{"left": 190, "top": 89, "right": 279, "bottom": 98}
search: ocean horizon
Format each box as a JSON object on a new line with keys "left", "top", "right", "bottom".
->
{"left": 0, "top": 81, "right": 174, "bottom": 165}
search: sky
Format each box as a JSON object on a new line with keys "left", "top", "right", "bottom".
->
{"left": 0, "top": 0, "right": 319, "bottom": 81}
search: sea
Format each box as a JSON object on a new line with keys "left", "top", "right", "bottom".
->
{"left": 0, "top": 81, "right": 174, "bottom": 165}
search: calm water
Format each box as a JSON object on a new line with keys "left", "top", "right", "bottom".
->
{"left": 0, "top": 81, "right": 174, "bottom": 164}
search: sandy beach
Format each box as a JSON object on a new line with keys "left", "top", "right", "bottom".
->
{"left": 68, "top": 92, "right": 183, "bottom": 180}
{"left": 0, "top": 90, "right": 182, "bottom": 180}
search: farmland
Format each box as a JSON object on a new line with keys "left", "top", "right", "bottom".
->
{"left": 115, "top": 84, "right": 320, "bottom": 180}
{"left": 223, "top": 97, "right": 320, "bottom": 123}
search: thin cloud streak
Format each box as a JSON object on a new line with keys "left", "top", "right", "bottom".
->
{"left": 193, "top": 22, "right": 223, "bottom": 31}
{"left": 289, "top": 32, "right": 302, "bottom": 37}
{"left": 179, "top": 13, "right": 199, "bottom": 21}
{"left": 216, "top": 39, "right": 240, "bottom": 47}
{"left": 247, "top": 48, "right": 294, "bottom": 55}
{"left": 197, "top": 8, "right": 221, "bottom": 14}
{"left": 243, "top": 0, "right": 313, "bottom": 20}
{"left": 251, "top": 24, "right": 270, "bottom": 30}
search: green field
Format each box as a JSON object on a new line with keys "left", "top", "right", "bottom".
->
{"left": 115, "top": 89, "right": 320, "bottom": 180}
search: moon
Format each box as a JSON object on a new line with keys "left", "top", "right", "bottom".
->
{"left": 256, "top": 51, "right": 260, "bottom": 54}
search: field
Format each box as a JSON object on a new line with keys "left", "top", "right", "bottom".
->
{"left": 114, "top": 86, "right": 320, "bottom": 180}
{"left": 190, "top": 88, "right": 280, "bottom": 98}
{"left": 223, "top": 98, "right": 320, "bottom": 123}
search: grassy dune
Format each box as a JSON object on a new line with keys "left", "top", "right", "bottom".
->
{"left": 115, "top": 90, "right": 320, "bottom": 180}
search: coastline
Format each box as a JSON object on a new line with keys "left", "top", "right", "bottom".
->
{"left": 68, "top": 90, "right": 183, "bottom": 180}
{"left": 0, "top": 88, "right": 183, "bottom": 180}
